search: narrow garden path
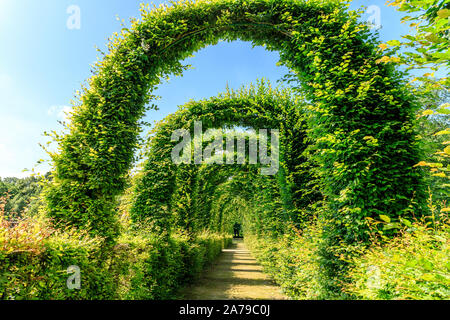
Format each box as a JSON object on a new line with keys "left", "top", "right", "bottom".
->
{"left": 179, "top": 239, "right": 288, "bottom": 300}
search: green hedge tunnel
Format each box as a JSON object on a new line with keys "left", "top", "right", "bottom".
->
{"left": 131, "top": 82, "right": 312, "bottom": 233}
{"left": 45, "top": 0, "right": 425, "bottom": 248}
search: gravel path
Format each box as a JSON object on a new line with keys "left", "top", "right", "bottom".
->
{"left": 179, "top": 239, "right": 287, "bottom": 300}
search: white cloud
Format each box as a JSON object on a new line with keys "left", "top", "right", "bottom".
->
{"left": 47, "top": 105, "right": 73, "bottom": 122}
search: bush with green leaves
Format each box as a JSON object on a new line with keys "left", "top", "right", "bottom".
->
{"left": 0, "top": 201, "right": 232, "bottom": 300}
{"left": 0, "top": 175, "right": 47, "bottom": 219}
{"left": 45, "top": 0, "right": 425, "bottom": 265}
{"left": 345, "top": 220, "right": 449, "bottom": 300}
{"left": 0, "top": 214, "right": 116, "bottom": 300}
{"left": 113, "top": 230, "right": 232, "bottom": 299}
{"left": 245, "top": 224, "right": 322, "bottom": 299}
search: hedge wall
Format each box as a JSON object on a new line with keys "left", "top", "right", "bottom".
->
{"left": 245, "top": 221, "right": 449, "bottom": 300}
{"left": 0, "top": 215, "right": 231, "bottom": 300}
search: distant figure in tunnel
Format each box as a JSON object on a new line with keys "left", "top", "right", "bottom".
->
{"left": 233, "top": 223, "right": 242, "bottom": 238}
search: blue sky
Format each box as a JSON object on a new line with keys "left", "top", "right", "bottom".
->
{"left": 0, "top": 0, "right": 413, "bottom": 177}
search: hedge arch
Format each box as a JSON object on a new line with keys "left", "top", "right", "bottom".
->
{"left": 131, "top": 82, "right": 313, "bottom": 233}
{"left": 45, "top": 0, "right": 425, "bottom": 249}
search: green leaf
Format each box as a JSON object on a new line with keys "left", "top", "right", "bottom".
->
{"left": 434, "top": 130, "right": 450, "bottom": 136}
{"left": 386, "top": 40, "right": 401, "bottom": 46}
{"left": 437, "top": 9, "right": 450, "bottom": 19}
{"left": 383, "top": 222, "right": 401, "bottom": 230}
{"left": 400, "top": 217, "right": 412, "bottom": 227}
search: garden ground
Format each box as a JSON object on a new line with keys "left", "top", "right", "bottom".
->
{"left": 179, "top": 239, "right": 287, "bottom": 300}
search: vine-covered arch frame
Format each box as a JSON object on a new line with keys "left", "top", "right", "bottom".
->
{"left": 131, "top": 82, "right": 311, "bottom": 232}
{"left": 45, "top": 0, "right": 424, "bottom": 251}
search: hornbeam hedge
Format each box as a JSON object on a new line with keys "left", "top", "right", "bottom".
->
{"left": 131, "top": 82, "right": 312, "bottom": 232}
{"left": 44, "top": 0, "right": 427, "bottom": 294}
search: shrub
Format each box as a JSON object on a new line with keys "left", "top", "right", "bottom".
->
{"left": 246, "top": 219, "right": 450, "bottom": 300}
{"left": 245, "top": 223, "right": 322, "bottom": 299}
{"left": 0, "top": 203, "right": 232, "bottom": 301}
{"left": 345, "top": 221, "right": 450, "bottom": 300}
{"left": 0, "top": 211, "right": 115, "bottom": 300}
{"left": 110, "top": 230, "right": 232, "bottom": 300}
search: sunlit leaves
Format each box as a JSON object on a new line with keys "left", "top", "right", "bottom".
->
{"left": 41, "top": 1, "right": 427, "bottom": 299}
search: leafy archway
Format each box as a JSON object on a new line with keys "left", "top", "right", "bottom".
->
{"left": 45, "top": 0, "right": 425, "bottom": 257}
{"left": 131, "top": 82, "right": 313, "bottom": 234}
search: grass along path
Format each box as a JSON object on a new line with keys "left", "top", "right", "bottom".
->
{"left": 179, "top": 239, "right": 288, "bottom": 300}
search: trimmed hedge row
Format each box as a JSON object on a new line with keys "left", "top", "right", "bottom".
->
{"left": 0, "top": 228, "right": 114, "bottom": 300}
{"left": 345, "top": 222, "right": 450, "bottom": 300}
{"left": 0, "top": 217, "right": 231, "bottom": 300}
{"left": 245, "top": 221, "right": 450, "bottom": 300}
{"left": 245, "top": 228, "right": 323, "bottom": 300}
{"left": 132, "top": 82, "right": 309, "bottom": 231}
{"left": 46, "top": 0, "right": 425, "bottom": 248}
{"left": 114, "top": 231, "right": 232, "bottom": 299}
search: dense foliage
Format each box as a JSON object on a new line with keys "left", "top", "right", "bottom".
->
{"left": 1, "top": 0, "right": 447, "bottom": 300}
{"left": 131, "top": 82, "right": 312, "bottom": 232}
{"left": 0, "top": 204, "right": 231, "bottom": 299}
{"left": 40, "top": 0, "right": 426, "bottom": 296}
{"left": 0, "top": 176, "right": 46, "bottom": 219}
{"left": 383, "top": 0, "right": 449, "bottom": 213}
{"left": 246, "top": 219, "right": 449, "bottom": 300}
{"left": 241, "top": 0, "right": 450, "bottom": 299}
{"left": 345, "top": 220, "right": 449, "bottom": 300}
{"left": 245, "top": 224, "right": 322, "bottom": 299}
